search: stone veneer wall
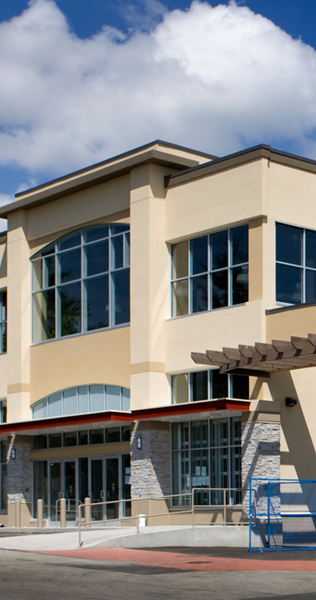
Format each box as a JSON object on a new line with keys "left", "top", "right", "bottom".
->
{"left": 242, "top": 420, "right": 280, "bottom": 517}
{"left": 131, "top": 422, "right": 170, "bottom": 498}
{"left": 7, "top": 435, "right": 32, "bottom": 504}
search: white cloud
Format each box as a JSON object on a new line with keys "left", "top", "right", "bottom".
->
{"left": 1, "top": 0, "right": 316, "bottom": 181}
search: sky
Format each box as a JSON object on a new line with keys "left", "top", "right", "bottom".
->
{"left": 1, "top": 0, "right": 316, "bottom": 228}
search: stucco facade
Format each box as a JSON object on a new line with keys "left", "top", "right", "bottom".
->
{"left": 0, "top": 140, "right": 314, "bottom": 527}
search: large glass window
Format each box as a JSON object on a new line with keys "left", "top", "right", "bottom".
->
{"left": 32, "top": 224, "right": 130, "bottom": 342}
{"left": 172, "top": 417, "right": 241, "bottom": 506}
{"left": 276, "top": 223, "right": 316, "bottom": 304}
{"left": 0, "top": 439, "right": 7, "bottom": 511}
{"left": 32, "top": 385, "right": 130, "bottom": 420}
{"left": 172, "top": 370, "right": 249, "bottom": 404}
{"left": 171, "top": 225, "right": 248, "bottom": 317}
{"left": 0, "top": 292, "right": 6, "bottom": 354}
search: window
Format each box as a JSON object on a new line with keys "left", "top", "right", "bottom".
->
{"left": 172, "top": 370, "right": 249, "bottom": 404}
{"left": 32, "top": 425, "right": 131, "bottom": 448}
{"left": 32, "top": 224, "right": 130, "bottom": 343}
{"left": 32, "top": 385, "right": 130, "bottom": 419}
{"left": 172, "top": 417, "right": 241, "bottom": 506}
{"left": 276, "top": 223, "right": 316, "bottom": 304}
{"left": 0, "top": 439, "right": 7, "bottom": 511}
{"left": 171, "top": 225, "right": 248, "bottom": 317}
{"left": 0, "top": 292, "right": 6, "bottom": 354}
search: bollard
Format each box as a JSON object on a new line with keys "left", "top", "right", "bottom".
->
{"left": 60, "top": 498, "right": 66, "bottom": 528}
{"left": 84, "top": 497, "right": 91, "bottom": 528}
{"left": 37, "top": 499, "right": 43, "bottom": 528}
{"left": 15, "top": 499, "right": 21, "bottom": 529}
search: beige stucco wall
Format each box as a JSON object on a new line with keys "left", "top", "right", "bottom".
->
{"left": 30, "top": 326, "right": 130, "bottom": 404}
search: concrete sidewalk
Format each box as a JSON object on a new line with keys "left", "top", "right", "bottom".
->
{"left": 0, "top": 525, "right": 249, "bottom": 551}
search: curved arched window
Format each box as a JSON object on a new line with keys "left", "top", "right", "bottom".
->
{"left": 32, "top": 224, "right": 130, "bottom": 342}
{"left": 32, "top": 384, "right": 130, "bottom": 419}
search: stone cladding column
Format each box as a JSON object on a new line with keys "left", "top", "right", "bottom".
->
{"left": 7, "top": 435, "right": 32, "bottom": 504}
{"left": 131, "top": 422, "right": 170, "bottom": 498}
{"left": 242, "top": 418, "right": 280, "bottom": 517}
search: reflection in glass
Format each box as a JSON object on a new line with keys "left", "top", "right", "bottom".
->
{"left": 231, "top": 225, "right": 248, "bottom": 265}
{"left": 33, "top": 461, "right": 48, "bottom": 519}
{"left": 232, "top": 265, "right": 248, "bottom": 305}
{"left": 172, "top": 280, "right": 188, "bottom": 316}
{"left": 44, "top": 256, "right": 55, "bottom": 288}
{"left": 192, "top": 274, "right": 208, "bottom": 312}
{"left": 212, "top": 270, "right": 228, "bottom": 308}
{"left": 306, "top": 269, "right": 316, "bottom": 303}
{"left": 191, "top": 236, "right": 208, "bottom": 275}
{"left": 172, "top": 241, "right": 188, "bottom": 280}
{"left": 33, "top": 290, "right": 55, "bottom": 342}
{"left": 212, "top": 230, "right": 228, "bottom": 270}
{"left": 212, "top": 370, "right": 228, "bottom": 398}
{"left": 306, "top": 229, "right": 316, "bottom": 269}
{"left": 172, "top": 450, "right": 190, "bottom": 506}
{"left": 276, "top": 263, "right": 302, "bottom": 304}
{"left": 192, "top": 371, "right": 208, "bottom": 402}
{"left": 85, "top": 240, "right": 108, "bottom": 276}
{"left": 58, "top": 233, "right": 81, "bottom": 252}
{"left": 63, "top": 388, "right": 77, "bottom": 415}
{"left": 86, "top": 275, "right": 109, "bottom": 331}
{"left": 84, "top": 225, "right": 109, "bottom": 244}
{"left": 191, "top": 421, "right": 208, "bottom": 448}
{"left": 59, "top": 248, "right": 81, "bottom": 283}
{"left": 172, "top": 374, "right": 189, "bottom": 404}
{"left": 276, "top": 223, "right": 302, "bottom": 266}
{"left": 60, "top": 282, "right": 81, "bottom": 336}
{"left": 113, "top": 269, "right": 130, "bottom": 325}
{"left": 172, "top": 423, "right": 189, "bottom": 450}
{"left": 112, "top": 235, "right": 124, "bottom": 270}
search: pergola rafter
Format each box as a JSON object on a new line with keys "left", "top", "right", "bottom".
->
{"left": 191, "top": 333, "right": 316, "bottom": 378}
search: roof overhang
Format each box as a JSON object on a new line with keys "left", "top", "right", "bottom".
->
{"left": 132, "top": 399, "right": 250, "bottom": 422}
{"left": 192, "top": 333, "right": 316, "bottom": 378}
{"left": 0, "top": 399, "right": 250, "bottom": 436}
{"left": 0, "top": 410, "right": 133, "bottom": 436}
{"left": 0, "top": 141, "right": 214, "bottom": 218}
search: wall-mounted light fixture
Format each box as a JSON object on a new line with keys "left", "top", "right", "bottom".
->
{"left": 10, "top": 448, "right": 16, "bottom": 460}
{"left": 285, "top": 397, "right": 297, "bottom": 407}
{"left": 136, "top": 436, "right": 142, "bottom": 450}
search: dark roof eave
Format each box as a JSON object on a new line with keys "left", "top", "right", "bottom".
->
{"left": 0, "top": 399, "right": 250, "bottom": 436}
{"left": 165, "top": 144, "right": 316, "bottom": 188}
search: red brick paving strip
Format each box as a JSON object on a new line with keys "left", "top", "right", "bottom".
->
{"left": 40, "top": 548, "right": 316, "bottom": 571}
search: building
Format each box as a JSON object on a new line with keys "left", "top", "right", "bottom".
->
{"left": 0, "top": 139, "right": 315, "bottom": 526}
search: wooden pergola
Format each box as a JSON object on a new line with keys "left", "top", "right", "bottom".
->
{"left": 191, "top": 334, "right": 316, "bottom": 378}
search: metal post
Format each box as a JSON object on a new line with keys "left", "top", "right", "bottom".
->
{"left": 267, "top": 482, "right": 271, "bottom": 548}
{"left": 60, "top": 498, "right": 66, "bottom": 528}
{"left": 78, "top": 503, "right": 82, "bottom": 547}
{"left": 224, "top": 490, "right": 227, "bottom": 526}
{"left": 249, "top": 477, "right": 253, "bottom": 552}
{"left": 37, "top": 499, "right": 43, "bottom": 528}
{"left": 192, "top": 489, "right": 195, "bottom": 527}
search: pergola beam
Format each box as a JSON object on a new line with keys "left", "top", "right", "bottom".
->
{"left": 192, "top": 333, "right": 316, "bottom": 376}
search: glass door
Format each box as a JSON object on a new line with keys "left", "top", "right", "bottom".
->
{"left": 64, "top": 460, "right": 77, "bottom": 522}
{"left": 90, "top": 458, "right": 104, "bottom": 522}
{"left": 49, "top": 461, "right": 62, "bottom": 522}
{"left": 106, "top": 457, "right": 119, "bottom": 520}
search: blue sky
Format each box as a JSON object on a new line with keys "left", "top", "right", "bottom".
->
{"left": 1, "top": 0, "right": 316, "bottom": 218}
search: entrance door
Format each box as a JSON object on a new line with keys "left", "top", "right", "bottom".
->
{"left": 106, "top": 457, "right": 119, "bottom": 520}
{"left": 90, "top": 458, "right": 104, "bottom": 522}
{"left": 49, "top": 462, "right": 62, "bottom": 522}
{"left": 64, "top": 460, "right": 77, "bottom": 522}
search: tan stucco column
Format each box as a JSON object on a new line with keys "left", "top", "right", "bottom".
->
{"left": 7, "top": 210, "right": 32, "bottom": 422}
{"left": 130, "top": 164, "right": 170, "bottom": 409}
